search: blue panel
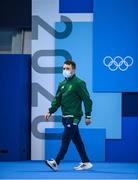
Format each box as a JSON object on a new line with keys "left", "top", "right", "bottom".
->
{"left": 93, "top": 0, "right": 138, "bottom": 92}
{"left": 59, "top": 0, "right": 93, "bottom": 13}
{"left": 45, "top": 128, "right": 105, "bottom": 162}
{"left": 0, "top": 55, "right": 31, "bottom": 161}
{"left": 55, "top": 22, "right": 121, "bottom": 139}
{"left": 106, "top": 117, "right": 138, "bottom": 162}
{"left": 122, "top": 93, "right": 138, "bottom": 116}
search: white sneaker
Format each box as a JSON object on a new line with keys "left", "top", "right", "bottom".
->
{"left": 74, "top": 162, "right": 93, "bottom": 171}
{"left": 45, "top": 159, "right": 58, "bottom": 171}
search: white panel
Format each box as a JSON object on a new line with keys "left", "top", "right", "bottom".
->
{"left": 32, "top": 0, "right": 60, "bottom": 160}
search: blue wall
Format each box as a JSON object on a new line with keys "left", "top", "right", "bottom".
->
{"left": 0, "top": 55, "right": 31, "bottom": 161}
{"left": 93, "top": 0, "right": 138, "bottom": 92}
{"left": 59, "top": 0, "right": 93, "bottom": 13}
{"left": 122, "top": 93, "right": 138, "bottom": 117}
{"left": 44, "top": 0, "right": 138, "bottom": 163}
{"left": 106, "top": 117, "right": 138, "bottom": 162}
{"left": 0, "top": 0, "right": 137, "bottom": 163}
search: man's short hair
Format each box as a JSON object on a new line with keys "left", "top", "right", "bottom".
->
{"left": 64, "top": 60, "right": 76, "bottom": 69}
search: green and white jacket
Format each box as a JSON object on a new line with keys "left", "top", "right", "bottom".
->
{"left": 49, "top": 74, "right": 92, "bottom": 123}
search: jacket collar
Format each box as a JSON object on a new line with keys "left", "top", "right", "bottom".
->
{"left": 65, "top": 74, "right": 76, "bottom": 81}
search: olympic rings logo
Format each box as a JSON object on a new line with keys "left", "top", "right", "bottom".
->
{"left": 103, "top": 56, "right": 134, "bottom": 71}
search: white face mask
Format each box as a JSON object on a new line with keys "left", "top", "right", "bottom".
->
{"left": 63, "top": 70, "right": 72, "bottom": 78}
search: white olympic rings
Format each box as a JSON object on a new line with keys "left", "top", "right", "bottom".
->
{"left": 103, "top": 56, "right": 134, "bottom": 71}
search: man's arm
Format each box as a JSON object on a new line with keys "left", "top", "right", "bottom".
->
{"left": 78, "top": 81, "right": 92, "bottom": 125}
{"left": 45, "top": 84, "right": 62, "bottom": 120}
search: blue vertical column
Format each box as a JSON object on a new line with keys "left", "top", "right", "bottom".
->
{"left": 0, "top": 55, "right": 31, "bottom": 161}
{"left": 93, "top": 0, "right": 138, "bottom": 92}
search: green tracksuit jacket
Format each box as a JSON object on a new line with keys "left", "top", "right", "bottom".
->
{"left": 49, "top": 74, "right": 92, "bottom": 123}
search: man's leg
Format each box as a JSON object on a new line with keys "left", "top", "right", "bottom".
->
{"left": 46, "top": 117, "right": 77, "bottom": 170}
{"left": 72, "top": 126, "right": 93, "bottom": 170}
{"left": 55, "top": 119, "right": 77, "bottom": 165}
{"left": 45, "top": 124, "right": 74, "bottom": 170}
{"left": 72, "top": 126, "right": 90, "bottom": 163}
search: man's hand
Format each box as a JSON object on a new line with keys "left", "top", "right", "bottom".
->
{"left": 44, "top": 112, "right": 51, "bottom": 121}
{"left": 85, "top": 118, "right": 91, "bottom": 126}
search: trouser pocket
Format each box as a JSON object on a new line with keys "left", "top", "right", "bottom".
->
{"left": 62, "top": 117, "right": 81, "bottom": 127}
{"left": 62, "top": 117, "right": 73, "bottom": 127}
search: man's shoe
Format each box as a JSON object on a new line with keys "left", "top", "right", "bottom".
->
{"left": 45, "top": 159, "right": 58, "bottom": 171}
{"left": 74, "top": 162, "right": 93, "bottom": 171}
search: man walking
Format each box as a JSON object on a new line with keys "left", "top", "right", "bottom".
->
{"left": 44, "top": 60, "right": 93, "bottom": 171}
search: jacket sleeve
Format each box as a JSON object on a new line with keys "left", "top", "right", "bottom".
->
{"left": 49, "top": 84, "right": 62, "bottom": 114}
{"left": 78, "top": 81, "right": 92, "bottom": 119}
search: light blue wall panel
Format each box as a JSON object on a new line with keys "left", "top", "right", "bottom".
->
{"left": 55, "top": 22, "right": 121, "bottom": 139}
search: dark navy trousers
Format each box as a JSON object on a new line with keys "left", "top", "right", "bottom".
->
{"left": 55, "top": 117, "right": 90, "bottom": 164}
